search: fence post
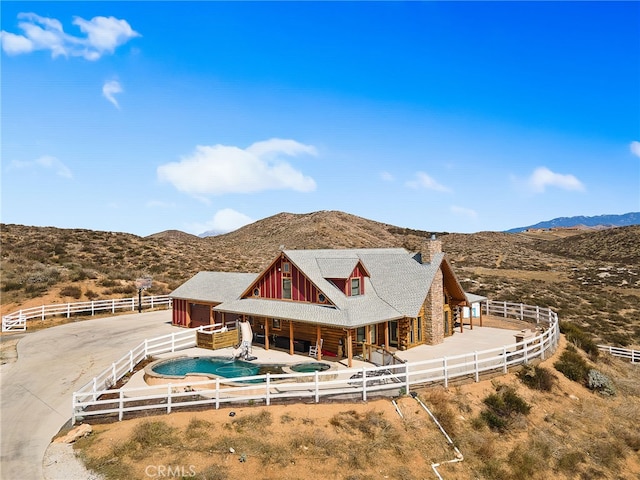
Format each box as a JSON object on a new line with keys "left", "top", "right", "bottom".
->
{"left": 144, "top": 339, "right": 149, "bottom": 357}
{"left": 131, "top": 298, "right": 135, "bottom": 311}
{"left": 266, "top": 373, "right": 271, "bottom": 406}
{"left": 503, "top": 346, "right": 508, "bottom": 373}
{"left": 503, "top": 301, "right": 507, "bottom": 318}
{"left": 129, "top": 351, "right": 134, "bottom": 372}
{"left": 536, "top": 305, "right": 540, "bottom": 324}
{"left": 523, "top": 340, "right": 528, "bottom": 364}
{"left": 119, "top": 390, "right": 124, "bottom": 421}
{"left": 314, "top": 371, "right": 320, "bottom": 403}
{"left": 112, "top": 299, "right": 115, "bottom": 314}
{"left": 112, "top": 363, "right": 117, "bottom": 385}
{"left": 167, "top": 385, "right": 172, "bottom": 414}
{"left": 93, "top": 377, "right": 98, "bottom": 401}
{"left": 91, "top": 301, "right": 95, "bottom": 316}
{"left": 474, "top": 352, "right": 479, "bottom": 382}
{"left": 443, "top": 357, "right": 448, "bottom": 388}
{"left": 67, "top": 303, "right": 71, "bottom": 319}
{"left": 361, "top": 367, "right": 369, "bottom": 402}
{"left": 215, "top": 378, "right": 220, "bottom": 409}
{"left": 42, "top": 305, "right": 45, "bottom": 321}
{"left": 520, "top": 303, "right": 524, "bottom": 320}
{"left": 71, "top": 394, "right": 76, "bottom": 426}
{"left": 405, "top": 362, "right": 410, "bottom": 396}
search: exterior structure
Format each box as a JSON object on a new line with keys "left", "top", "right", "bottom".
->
{"left": 170, "top": 240, "right": 486, "bottom": 366}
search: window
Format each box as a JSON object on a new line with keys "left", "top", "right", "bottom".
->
{"left": 318, "top": 293, "right": 326, "bottom": 303}
{"left": 356, "top": 327, "right": 366, "bottom": 343}
{"left": 351, "top": 278, "right": 360, "bottom": 296}
{"left": 410, "top": 319, "right": 415, "bottom": 343}
{"left": 253, "top": 288, "right": 260, "bottom": 297}
{"left": 272, "top": 319, "right": 281, "bottom": 330}
{"left": 283, "top": 262, "right": 290, "bottom": 273}
{"left": 417, "top": 316, "right": 422, "bottom": 342}
{"left": 282, "top": 278, "right": 292, "bottom": 299}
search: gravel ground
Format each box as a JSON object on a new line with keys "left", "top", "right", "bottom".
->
{"left": 43, "top": 443, "right": 102, "bottom": 480}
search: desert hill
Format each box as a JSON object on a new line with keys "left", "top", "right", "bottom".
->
{"left": 1, "top": 212, "right": 639, "bottom": 346}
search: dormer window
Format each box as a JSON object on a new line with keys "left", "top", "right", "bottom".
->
{"left": 253, "top": 288, "right": 260, "bottom": 297}
{"left": 351, "top": 278, "right": 360, "bottom": 296}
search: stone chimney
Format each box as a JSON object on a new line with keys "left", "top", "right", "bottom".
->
{"left": 423, "top": 234, "right": 442, "bottom": 264}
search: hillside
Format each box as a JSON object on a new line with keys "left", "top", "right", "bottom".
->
{"left": 1, "top": 212, "right": 639, "bottom": 346}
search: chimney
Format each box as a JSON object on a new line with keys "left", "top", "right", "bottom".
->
{"left": 423, "top": 234, "right": 442, "bottom": 264}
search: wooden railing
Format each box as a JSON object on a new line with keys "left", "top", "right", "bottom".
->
{"left": 598, "top": 345, "right": 639, "bottom": 363}
{"left": 1, "top": 295, "right": 172, "bottom": 332}
{"left": 72, "top": 300, "right": 560, "bottom": 424}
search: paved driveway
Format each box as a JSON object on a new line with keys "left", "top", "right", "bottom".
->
{"left": 0, "top": 310, "right": 177, "bottom": 480}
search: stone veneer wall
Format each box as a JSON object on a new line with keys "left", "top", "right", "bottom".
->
{"left": 424, "top": 267, "right": 445, "bottom": 345}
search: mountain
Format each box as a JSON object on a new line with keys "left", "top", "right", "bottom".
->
{"left": 506, "top": 212, "right": 640, "bottom": 233}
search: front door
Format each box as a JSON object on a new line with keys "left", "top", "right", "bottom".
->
{"left": 389, "top": 320, "right": 398, "bottom": 347}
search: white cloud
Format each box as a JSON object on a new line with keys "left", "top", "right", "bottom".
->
{"left": 450, "top": 205, "right": 478, "bottom": 219}
{"left": 1, "top": 12, "right": 140, "bottom": 60}
{"left": 527, "top": 166, "right": 585, "bottom": 193}
{"left": 157, "top": 138, "right": 317, "bottom": 196}
{"left": 191, "top": 208, "right": 254, "bottom": 236}
{"left": 9, "top": 155, "right": 72, "bottom": 178}
{"left": 102, "top": 80, "right": 122, "bottom": 108}
{"left": 630, "top": 141, "right": 640, "bottom": 158}
{"left": 406, "top": 172, "right": 451, "bottom": 192}
{"left": 380, "top": 171, "right": 394, "bottom": 182}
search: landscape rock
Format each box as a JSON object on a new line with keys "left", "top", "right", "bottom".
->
{"left": 53, "top": 424, "right": 92, "bottom": 444}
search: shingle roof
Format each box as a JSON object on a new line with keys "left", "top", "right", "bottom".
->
{"left": 170, "top": 272, "right": 258, "bottom": 303}
{"left": 171, "top": 248, "right": 478, "bottom": 328}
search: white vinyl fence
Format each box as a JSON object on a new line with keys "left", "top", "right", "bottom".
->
{"left": 72, "top": 300, "right": 560, "bottom": 425}
{"left": 598, "top": 345, "right": 639, "bottom": 363}
{"left": 2, "top": 295, "right": 172, "bottom": 332}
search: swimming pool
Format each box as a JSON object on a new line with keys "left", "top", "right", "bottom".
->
{"left": 150, "top": 356, "right": 285, "bottom": 379}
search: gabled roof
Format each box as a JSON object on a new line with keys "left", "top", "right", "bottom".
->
{"left": 316, "top": 257, "right": 360, "bottom": 279}
{"left": 170, "top": 272, "right": 258, "bottom": 304}
{"left": 172, "top": 248, "right": 475, "bottom": 329}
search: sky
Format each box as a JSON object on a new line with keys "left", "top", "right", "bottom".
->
{"left": 2, "top": 1, "right": 639, "bottom": 237}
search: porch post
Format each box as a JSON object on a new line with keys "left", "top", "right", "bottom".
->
{"left": 469, "top": 305, "right": 473, "bottom": 330}
{"left": 347, "top": 329, "right": 353, "bottom": 367}
{"left": 186, "top": 302, "right": 192, "bottom": 328}
{"left": 289, "top": 321, "right": 294, "bottom": 356}
{"left": 316, "top": 325, "right": 322, "bottom": 361}
{"left": 479, "top": 303, "right": 483, "bottom": 327}
{"left": 264, "top": 319, "right": 270, "bottom": 350}
{"left": 384, "top": 322, "right": 389, "bottom": 348}
{"left": 460, "top": 309, "right": 463, "bottom": 333}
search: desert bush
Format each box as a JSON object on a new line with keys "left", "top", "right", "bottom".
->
{"left": 555, "top": 450, "right": 585, "bottom": 474}
{"left": 85, "top": 289, "right": 99, "bottom": 300}
{"left": 480, "top": 385, "right": 530, "bottom": 432}
{"left": 587, "top": 369, "right": 616, "bottom": 396}
{"left": 560, "top": 321, "right": 599, "bottom": 358}
{"left": 554, "top": 344, "right": 590, "bottom": 384}
{"left": 130, "top": 420, "right": 178, "bottom": 450}
{"left": 230, "top": 410, "right": 272, "bottom": 432}
{"left": 517, "top": 364, "right": 556, "bottom": 392}
{"left": 1, "top": 281, "right": 22, "bottom": 292}
{"left": 60, "top": 285, "right": 82, "bottom": 299}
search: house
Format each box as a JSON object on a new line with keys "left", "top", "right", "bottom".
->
{"left": 170, "top": 239, "right": 485, "bottom": 366}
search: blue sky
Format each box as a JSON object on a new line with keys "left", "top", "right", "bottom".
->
{"left": 2, "top": 1, "right": 639, "bottom": 236}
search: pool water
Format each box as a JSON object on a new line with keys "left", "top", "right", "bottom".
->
{"left": 290, "top": 362, "right": 331, "bottom": 373}
{"left": 152, "top": 357, "right": 285, "bottom": 379}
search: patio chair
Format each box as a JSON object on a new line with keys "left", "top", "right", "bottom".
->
{"left": 309, "top": 339, "right": 323, "bottom": 357}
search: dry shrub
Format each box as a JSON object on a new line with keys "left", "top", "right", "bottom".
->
{"left": 421, "top": 388, "right": 458, "bottom": 435}
{"left": 230, "top": 410, "right": 272, "bottom": 432}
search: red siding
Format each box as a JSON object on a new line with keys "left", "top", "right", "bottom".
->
{"left": 172, "top": 299, "right": 189, "bottom": 327}
{"left": 245, "top": 256, "right": 328, "bottom": 304}
{"left": 346, "top": 264, "right": 366, "bottom": 296}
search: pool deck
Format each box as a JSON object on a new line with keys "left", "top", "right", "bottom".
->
{"left": 122, "top": 323, "right": 531, "bottom": 395}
